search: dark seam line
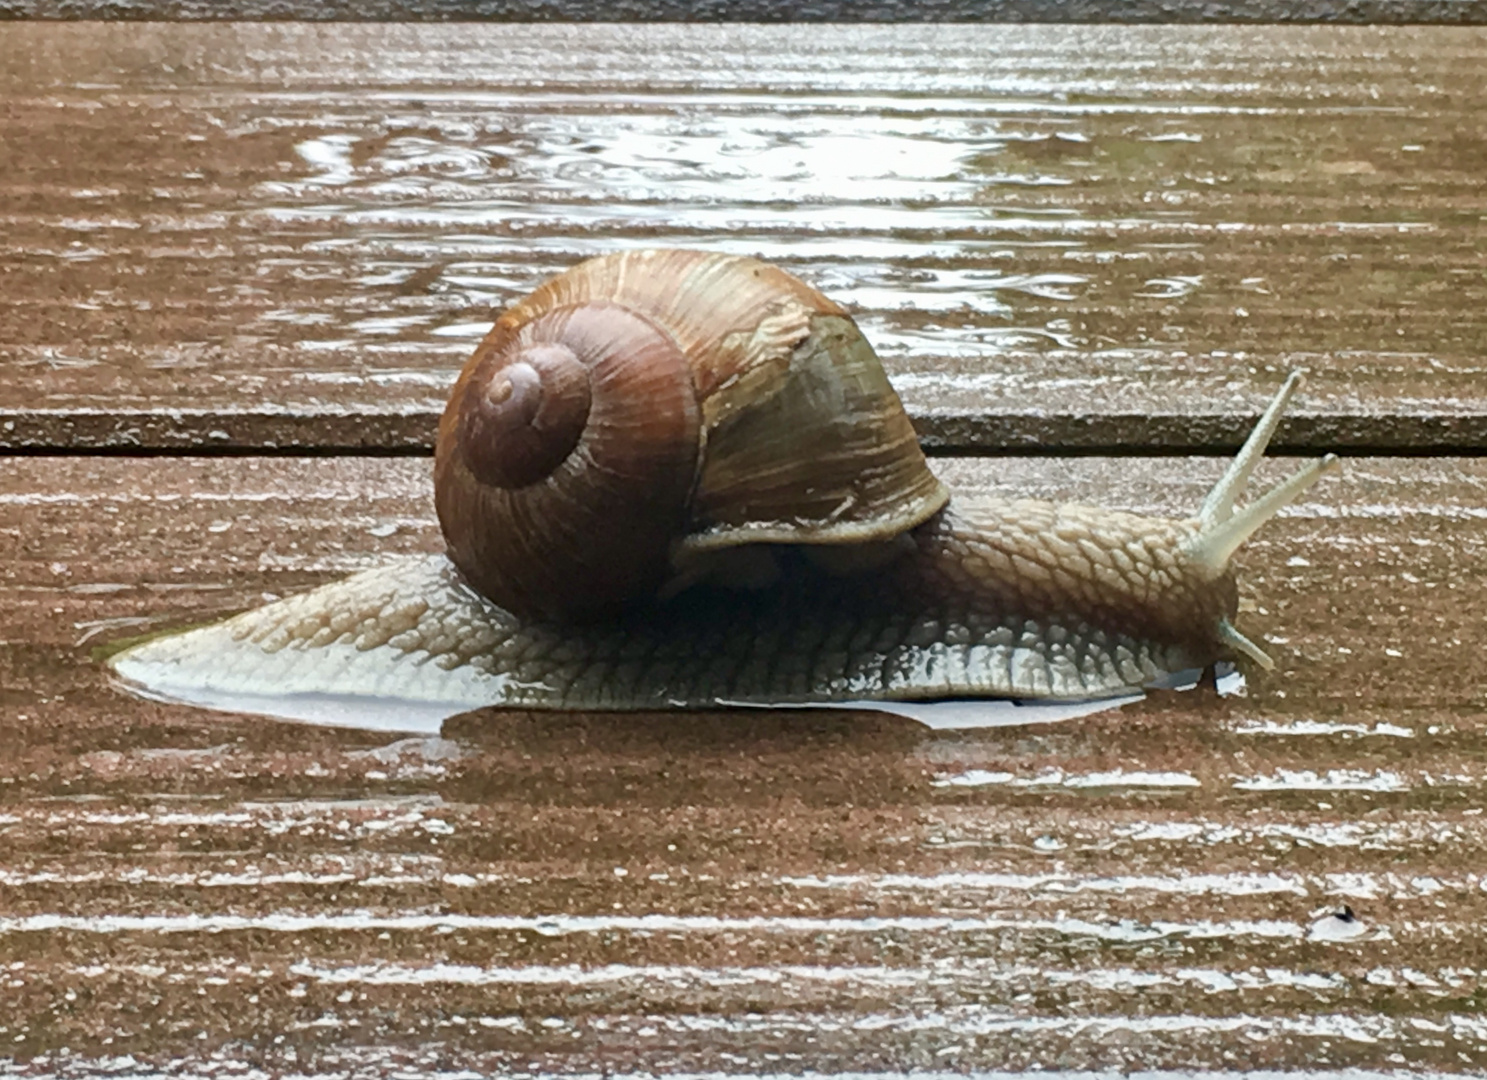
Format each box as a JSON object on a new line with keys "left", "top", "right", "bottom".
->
{"left": 3, "top": 444, "right": 1484, "bottom": 459}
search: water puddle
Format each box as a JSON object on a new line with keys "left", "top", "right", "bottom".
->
{"left": 113, "top": 679, "right": 467, "bottom": 735}
{"left": 110, "top": 655, "right": 1240, "bottom": 736}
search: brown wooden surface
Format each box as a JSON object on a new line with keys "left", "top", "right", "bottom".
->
{"left": 4, "top": 456, "right": 1487, "bottom": 1072}
{"left": 3, "top": 21, "right": 1487, "bottom": 1079}
{"left": 6, "top": 0, "right": 1487, "bottom": 24}
{"left": 3, "top": 24, "right": 1487, "bottom": 453}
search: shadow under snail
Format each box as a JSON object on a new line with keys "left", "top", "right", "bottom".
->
{"left": 109, "top": 249, "right": 1338, "bottom": 722}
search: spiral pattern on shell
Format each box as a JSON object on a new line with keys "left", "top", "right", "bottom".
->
{"left": 435, "top": 249, "right": 950, "bottom": 620}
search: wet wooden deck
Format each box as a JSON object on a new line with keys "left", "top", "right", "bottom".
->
{"left": 3, "top": 22, "right": 1487, "bottom": 1077}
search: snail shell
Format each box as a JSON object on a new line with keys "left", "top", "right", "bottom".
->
{"left": 435, "top": 249, "right": 949, "bottom": 619}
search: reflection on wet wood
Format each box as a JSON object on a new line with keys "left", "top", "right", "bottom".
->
{"left": 3, "top": 24, "right": 1487, "bottom": 452}
{"left": 2, "top": 456, "right": 1485, "bottom": 1071}
{"left": 5, "top": 0, "right": 1486, "bottom": 23}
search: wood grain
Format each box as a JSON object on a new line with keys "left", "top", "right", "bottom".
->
{"left": 5, "top": 0, "right": 1486, "bottom": 23}
{"left": 3, "top": 24, "right": 1487, "bottom": 453}
{"left": 2, "top": 455, "right": 1484, "bottom": 1072}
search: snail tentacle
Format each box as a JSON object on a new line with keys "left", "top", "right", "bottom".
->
{"left": 1217, "top": 618, "right": 1276, "bottom": 671}
{"left": 1183, "top": 370, "right": 1339, "bottom": 580}
{"left": 1198, "top": 370, "right": 1306, "bottom": 527}
{"left": 1177, "top": 373, "right": 1341, "bottom": 670}
{"left": 1188, "top": 452, "right": 1341, "bottom": 578}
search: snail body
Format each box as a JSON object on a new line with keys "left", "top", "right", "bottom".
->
{"left": 108, "top": 251, "right": 1338, "bottom": 722}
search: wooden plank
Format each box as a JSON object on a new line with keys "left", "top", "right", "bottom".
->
{"left": 5, "top": 0, "right": 1487, "bottom": 23}
{"left": 2, "top": 455, "right": 1485, "bottom": 1071}
{"left": 4, "top": 24, "right": 1487, "bottom": 453}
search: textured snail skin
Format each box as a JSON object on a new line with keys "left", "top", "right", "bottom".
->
{"left": 108, "top": 496, "right": 1228, "bottom": 714}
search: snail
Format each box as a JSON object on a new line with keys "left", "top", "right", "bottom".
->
{"left": 108, "top": 249, "right": 1338, "bottom": 724}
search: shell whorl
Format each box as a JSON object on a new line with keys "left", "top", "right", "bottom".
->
{"left": 455, "top": 334, "right": 593, "bottom": 492}
{"left": 435, "top": 249, "right": 950, "bottom": 620}
{"left": 437, "top": 300, "right": 700, "bottom": 619}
